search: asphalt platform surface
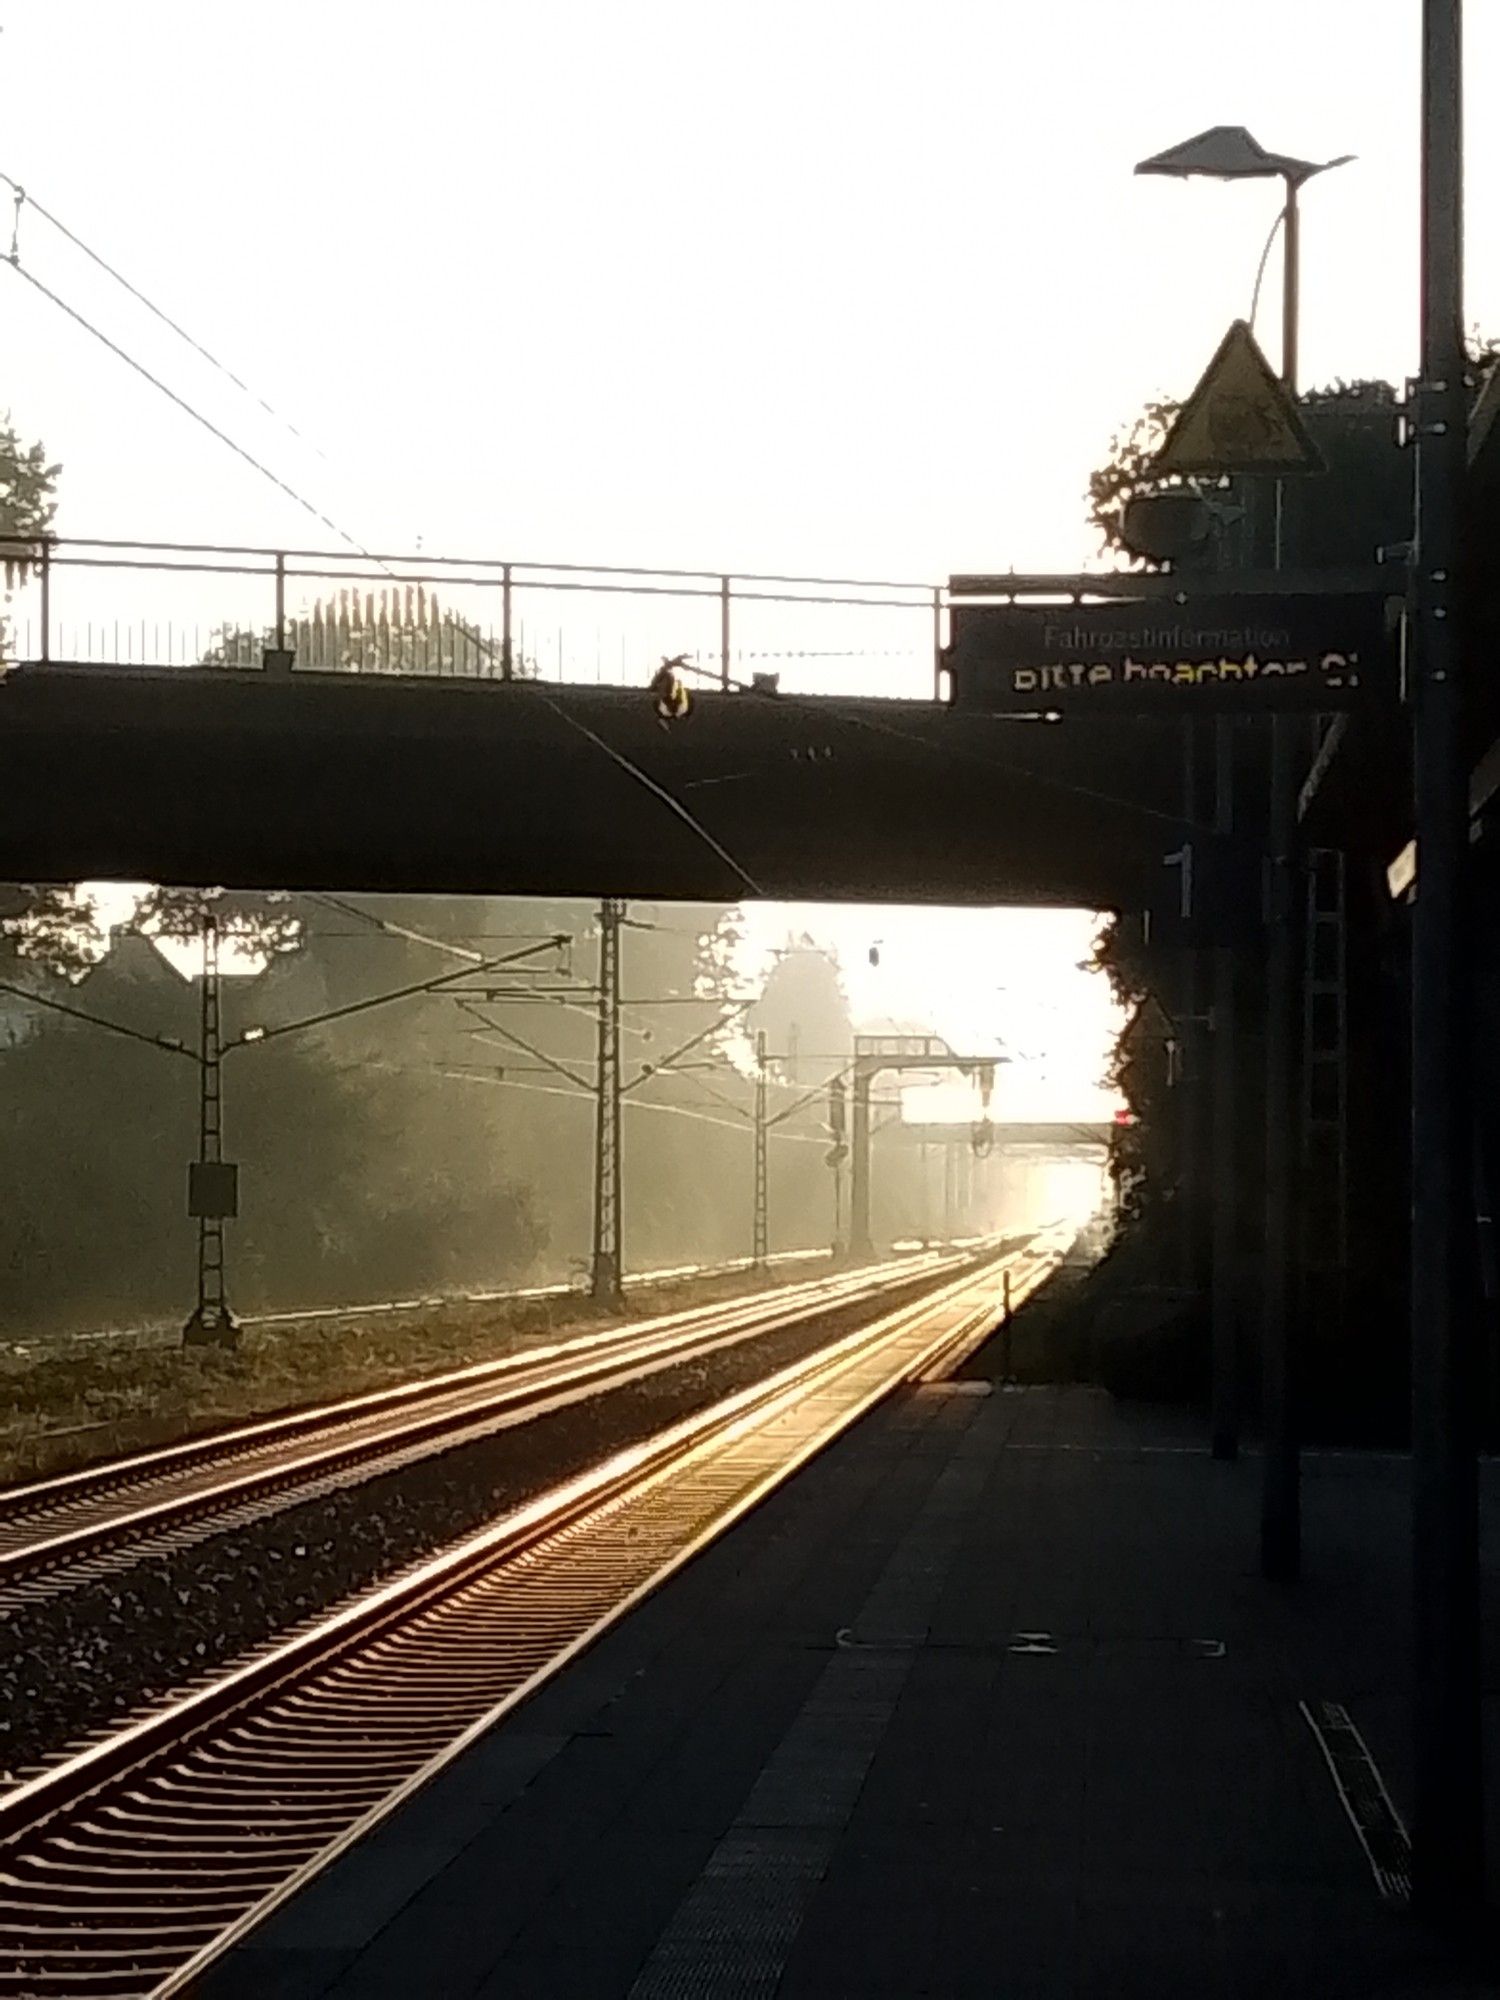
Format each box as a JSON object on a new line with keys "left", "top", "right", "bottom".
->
{"left": 202, "top": 1382, "right": 1500, "bottom": 1998}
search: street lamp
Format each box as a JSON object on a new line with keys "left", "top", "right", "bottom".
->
{"left": 1143, "top": 78, "right": 1483, "bottom": 1921}
{"left": 1135, "top": 127, "right": 1352, "bottom": 1584}
{"left": 1135, "top": 126, "right": 1354, "bottom": 397}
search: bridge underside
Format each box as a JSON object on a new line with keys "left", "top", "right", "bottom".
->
{"left": 0, "top": 667, "right": 1188, "bottom": 909}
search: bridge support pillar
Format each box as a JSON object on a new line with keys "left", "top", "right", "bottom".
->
{"left": 849, "top": 1069, "right": 873, "bottom": 1260}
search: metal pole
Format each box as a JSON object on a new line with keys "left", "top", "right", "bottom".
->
{"left": 719, "top": 575, "right": 732, "bottom": 691}
{"left": 753, "top": 1030, "right": 769, "bottom": 1271}
{"left": 1211, "top": 721, "right": 1239, "bottom": 1460}
{"left": 591, "top": 897, "right": 625, "bottom": 1306}
{"left": 932, "top": 584, "right": 944, "bottom": 700}
{"left": 1281, "top": 178, "right": 1300, "bottom": 392}
{"left": 850, "top": 1066, "right": 873, "bottom": 1259}
{"left": 184, "top": 913, "right": 234, "bottom": 1347}
{"left": 38, "top": 537, "right": 50, "bottom": 664}
{"left": 828, "top": 1074, "right": 847, "bottom": 1260}
{"left": 502, "top": 562, "right": 514, "bottom": 680}
{"left": 1179, "top": 722, "right": 1200, "bottom": 1287}
{"left": 1262, "top": 713, "right": 1300, "bottom": 1575}
{"left": 1260, "top": 175, "right": 1302, "bottom": 1581}
{"left": 1411, "top": 0, "right": 1482, "bottom": 1917}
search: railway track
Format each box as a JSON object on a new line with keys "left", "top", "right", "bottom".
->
{"left": 0, "top": 1244, "right": 840, "bottom": 1362}
{"left": 0, "top": 1250, "right": 967, "bottom": 1608}
{"left": 0, "top": 1238, "right": 1060, "bottom": 1998}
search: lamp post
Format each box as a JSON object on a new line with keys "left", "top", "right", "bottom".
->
{"left": 1135, "top": 128, "right": 1354, "bottom": 399}
{"left": 1135, "top": 128, "right": 1351, "bottom": 1577}
{"left": 1409, "top": 0, "right": 1481, "bottom": 1920}
{"left": 1144, "top": 81, "right": 1484, "bottom": 1916}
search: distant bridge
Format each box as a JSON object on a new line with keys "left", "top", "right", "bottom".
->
{"left": 891, "top": 1121, "right": 1114, "bottom": 1149}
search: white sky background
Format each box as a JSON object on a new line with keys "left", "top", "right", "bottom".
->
{"left": 4, "top": 0, "right": 1490, "bottom": 573}
{"left": 725, "top": 903, "right": 1118, "bottom": 1124}
{"left": 4, "top": 0, "right": 1489, "bottom": 1118}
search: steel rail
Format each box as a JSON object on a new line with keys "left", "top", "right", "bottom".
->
{"left": 0, "top": 1244, "right": 1057, "bottom": 1998}
{"left": 0, "top": 1251, "right": 968, "bottom": 1601}
{"left": 909, "top": 1225, "right": 1074, "bottom": 1383}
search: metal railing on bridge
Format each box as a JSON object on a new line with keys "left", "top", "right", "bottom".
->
{"left": 0, "top": 536, "right": 949, "bottom": 702}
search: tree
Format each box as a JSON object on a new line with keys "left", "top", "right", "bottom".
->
{"left": 203, "top": 585, "right": 534, "bottom": 677}
{"left": 1089, "top": 914, "right": 1164, "bottom": 1232}
{"left": 1087, "top": 380, "right": 1413, "bottom": 572}
{"left": 0, "top": 411, "right": 59, "bottom": 607}
{"left": 2, "top": 879, "right": 788, "bottom": 1329}
{"left": 0, "top": 927, "right": 547, "bottom": 1331}
{"left": 1085, "top": 374, "right": 1415, "bottom": 1246}
{"left": 0, "top": 411, "right": 60, "bottom": 669}
{"left": 1, "top": 882, "right": 301, "bottom": 983}
{"left": 136, "top": 886, "right": 302, "bottom": 961}
{"left": 747, "top": 939, "right": 853, "bottom": 1082}
{"left": 1086, "top": 371, "right": 1426, "bottom": 1429}
{"left": 0, "top": 884, "right": 105, "bottom": 977}
{"left": 1086, "top": 397, "right": 1181, "bottom": 567}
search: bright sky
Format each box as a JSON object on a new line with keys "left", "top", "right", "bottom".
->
{"left": 5, "top": 0, "right": 1484, "bottom": 1117}
{"left": 4, "top": 0, "right": 1492, "bottom": 575}
{"left": 726, "top": 904, "right": 1118, "bottom": 1124}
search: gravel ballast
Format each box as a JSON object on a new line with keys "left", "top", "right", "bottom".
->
{"left": 0, "top": 1266, "right": 967, "bottom": 1778}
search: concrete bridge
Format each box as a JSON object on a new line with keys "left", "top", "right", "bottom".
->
{"left": 0, "top": 663, "right": 1194, "bottom": 910}
{"left": 0, "top": 539, "right": 1191, "bottom": 911}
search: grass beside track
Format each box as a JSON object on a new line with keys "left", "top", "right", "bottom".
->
{"left": 0, "top": 1264, "right": 840, "bottom": 1489}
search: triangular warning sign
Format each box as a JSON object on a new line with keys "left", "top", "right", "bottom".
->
{"left": 1154, "top": 320, "right": 1324, "bottom": 478}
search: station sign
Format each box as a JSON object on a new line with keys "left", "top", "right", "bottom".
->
{"left": 945, "top": 591, "right": 1394, "bottom": 716}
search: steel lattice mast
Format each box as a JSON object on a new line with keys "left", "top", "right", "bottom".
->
{"left": 591, "top": 897, "right": 625, "bottom": 1306}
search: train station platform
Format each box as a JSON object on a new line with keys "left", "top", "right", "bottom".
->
{"left": 202, "top": 1383, "right": 1499, "bottom": 1998}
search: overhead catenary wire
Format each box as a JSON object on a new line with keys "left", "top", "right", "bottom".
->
{"left": 305, "top": 892, "right": 506, "bottom": 966}
{"left": 0, "top": 171, "right": 328, "bottom": 462}
{"left": 4, "top": 262, "right": 391, "bottom": 573}
{"left": 232, "top": 937, "right": 563, "bottom": 1049}
{"left": 668, "top": 647, "right": 1205, "bottom": 836}
{"left": 0, "top": 978, "right": 194, "bottom": 1060}
{"left": 303, "top": 898, "right": 711, "bottom": 1048}
{"left": 530, "top": 687, "right": 766, "bottom": 895}
{"left": 4, "top": 198, "right": 1174, "bottom": 855}
{"left": 375, "top": 1060, "right": 834, "bottom": 1145}
{"left": 383, "top": 589, "right": 767, "bottom": 897}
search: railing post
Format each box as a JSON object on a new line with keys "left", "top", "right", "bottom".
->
{"left": 932, "top": 584, "right": 944, "bottom": 700}
{"left": 720, "top": 575, "right": 732, "bottom": 691}
{"left": 38, "top": 536, "right": 51, "bottom": 665}
{"left": 502, "top": 563, "right": 514, "bottom": 680}
{"left": 274, "top": 552, "right": 286, "bottom": 653}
